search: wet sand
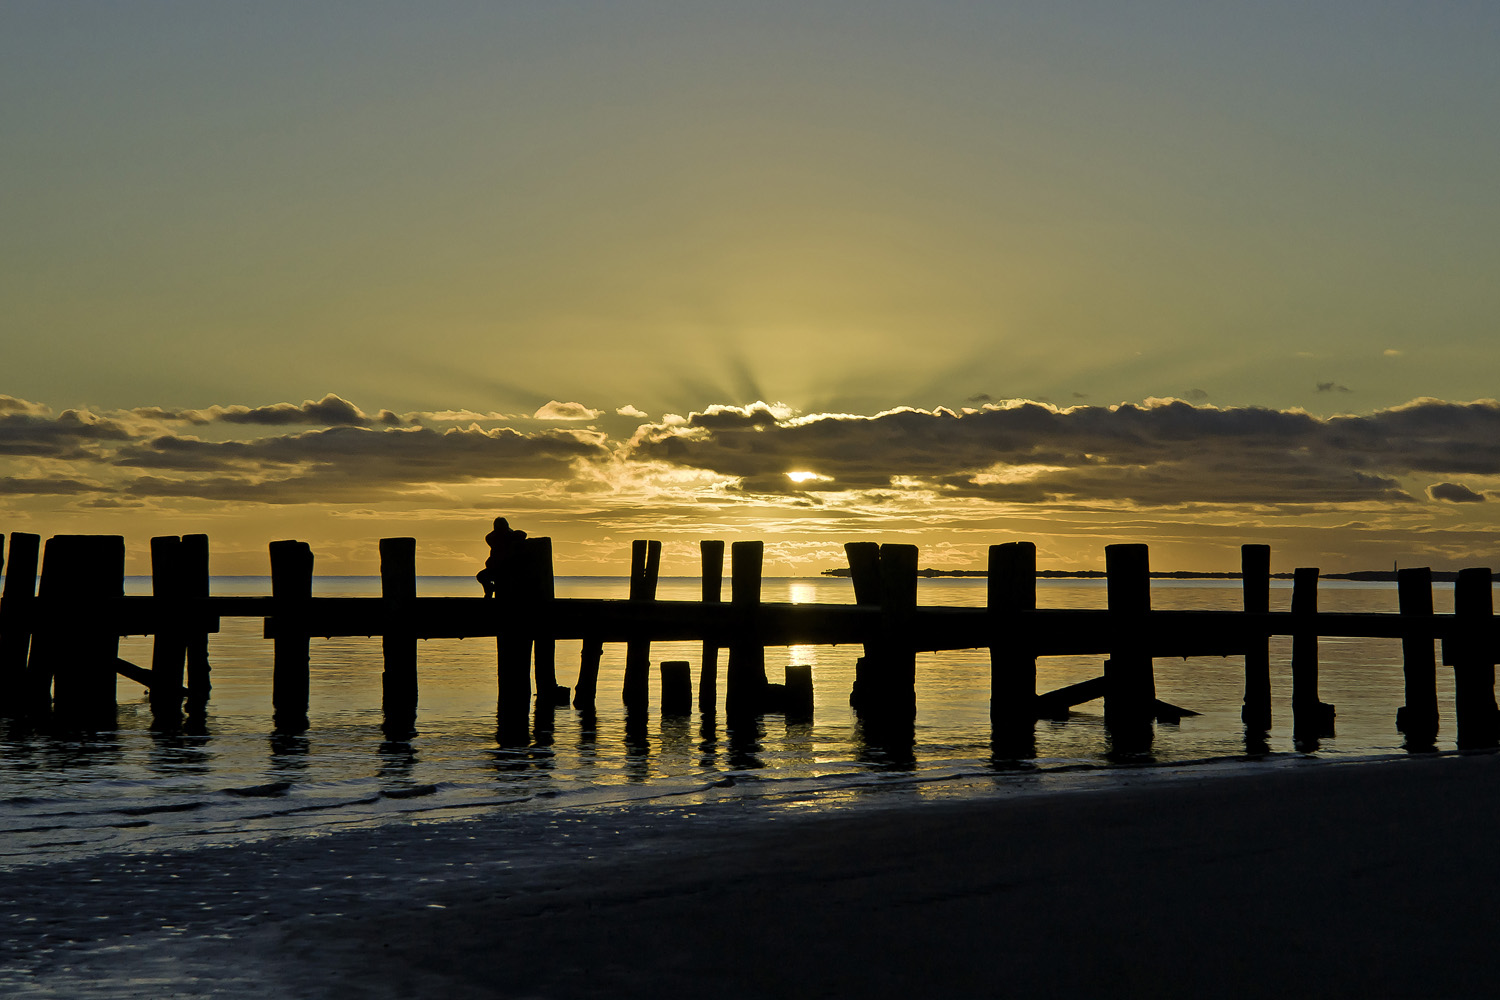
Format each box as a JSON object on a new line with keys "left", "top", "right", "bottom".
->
{"left": 4, "top": 752, "right": 1499, "bottom": 998}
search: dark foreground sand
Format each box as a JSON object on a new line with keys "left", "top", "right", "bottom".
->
{"left": 5, "top": 753, "right": 1500, "bottom": 998}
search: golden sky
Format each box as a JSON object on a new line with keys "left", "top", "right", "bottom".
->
{"left": 4, "top": 3, "right": 1500, "bottom": 576}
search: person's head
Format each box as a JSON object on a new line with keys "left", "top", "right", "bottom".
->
{"left": 493, "top": 517, "right": 509, "bottom": 530}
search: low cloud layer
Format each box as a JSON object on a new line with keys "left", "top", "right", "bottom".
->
{"left": 5, "top": 393, "right": 1500, "bottom": 518}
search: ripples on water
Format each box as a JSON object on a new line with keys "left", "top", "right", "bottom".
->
{"left": 0, "top": 576, "right": 1466, "bottom": 863}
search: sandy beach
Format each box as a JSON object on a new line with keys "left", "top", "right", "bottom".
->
{"left": 3, "top": 751, "right": 1498, "bottom": 998}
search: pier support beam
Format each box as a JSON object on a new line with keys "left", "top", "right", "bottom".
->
{"left": 0, "top": 532, "right": 39, "bottom": 716}
{"left": 182, "top": 534, "right": 211, "bottom": 709}
{"left": 877, "top": 543, "right": 919, "bottom": 722}
{"left": 988, "top": 541, "right": 1037, "bottom": 727}
{"left": 380, "top": 537, "right": 418, "bottom": 719}
{"left": 149, "top": 535, "right": 188, "bottom": 716}
{"left": 524, "top": 537, "right": 567, "bottom": 705}
{"left": 661, "top": 660, "right": 691, "bottom": 716}
{"left": 622, "top": 539, "right": 661, "bottom": 712}
{"left": 1396, "top": 567, "right": 1438, "bottom": 745}
{"left": 844, "top": 541, "right": 881, "bottom": 711}
{"left": 1291, "top": 567, "right": 1335, "bottom": 742}
{"left": 1104, "top": 544, "right": 1154, "bottom": 739}
{"left": 726, "top": 541, "right": 767, "bottom": 719}
{"left": 42, "top": 535, "right": 125, "bottom": 725}
{"left": 1450, "top": 568, "right": 1497, "bottom": 750}
{"left": 699, "top": 540, "right": 724, "bottom": 715}
{"left": 269, "top": 539, "right": 313, "bottom": 733}
{"left": 1240, "top": 544, "right": 1272, "bottom": 732}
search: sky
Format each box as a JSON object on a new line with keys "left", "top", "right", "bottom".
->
{"left": 3, "top": 1, "right": 1500, "bottom": 577}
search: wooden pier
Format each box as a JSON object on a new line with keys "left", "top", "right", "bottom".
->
{"left": 0, "top": 531, "right": 1497, "bottom": 752}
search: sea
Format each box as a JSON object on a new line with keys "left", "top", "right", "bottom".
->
{"left": 0, "top": 575, "right": 1469, "bottom": 867}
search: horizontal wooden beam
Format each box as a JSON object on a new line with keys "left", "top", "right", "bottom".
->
{"left": 0, "top": 596, "right": 1492, "bottom": 660}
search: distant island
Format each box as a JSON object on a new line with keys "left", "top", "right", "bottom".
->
{"left": 820, "top": 568, "right": 1461, "bottom": 582}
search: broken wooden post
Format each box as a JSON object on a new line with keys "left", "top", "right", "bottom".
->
{"left": 1396, "top": 567, "right": 1438, "bottom": 743}
{"left": 148, "top": 535, "right": 187, "bottom": 715}
{"left": 784, "top": 663, "right": 813, "bottom": 722}
{"left": 726, "top": 540, "right": 766, "bottom": 718}
{"left": 1451, "top": 568, "right": 1497, "bottom": 749}
{"left": 523, "top": 536, "right": 567, "bottom": 705}
{"left": 41, "top": 535, "right": 125, "bottom": 724}
{"left": 1104, "top": 544, "right": 1154, "bottom": 730}
{"left": 0, "top": 532, "right": 40, "bottom": 715}
{"left": 268, "top": 539, "right": 313, "bottom": 732}
{"left": 181, "top": 533, "right": 211, "bottom": 707}
{"left": 622, "top": 539, "right": 661, "bottom": 712}
{"left": 379, "top": 537, "right": 417, "bottom": 714}
{"left": 878, "top": 542, "right": 919, "bottom": 722}
{"left": 844, "top": 541, "right": 881, "bottom": 711}
{"left": 988, "top": 541, "right": 1037, "bottom": 727}
{"left": 699, "top": 540, "right": 724, "bottom": 715}
{"left": 661, "top": 660, "right": 692, "bottom": 715}
{"left": 1289, "top": 567, "right": 1335, "bottom": 738}
{"left": 1240, "top": 544, "right": 1272, "bottom": 731}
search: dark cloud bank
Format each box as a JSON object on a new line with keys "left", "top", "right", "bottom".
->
{"left": 2, "top": 394, "right": 1498, "bottom": 510}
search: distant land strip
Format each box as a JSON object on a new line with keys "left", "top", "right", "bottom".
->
{"left": 819, "top": 568, "right": 1469, "bottom": 582}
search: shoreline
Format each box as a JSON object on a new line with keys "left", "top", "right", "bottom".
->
{"left": 4, "top": 750, "right": 1499, "bottom": 997}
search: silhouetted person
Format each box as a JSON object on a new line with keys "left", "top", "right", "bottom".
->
{"left": 477, "top": 517, "right": 526, "bottom": 598}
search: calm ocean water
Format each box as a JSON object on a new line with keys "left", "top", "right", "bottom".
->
{"left": 0, "top": 576, "right": 1468, "bottom": 865}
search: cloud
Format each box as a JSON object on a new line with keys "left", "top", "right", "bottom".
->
{"left": 627, "top": 398, "right": 1500, "bottom": 508}
{"left": 1384, "top": 349, "right": 1403, "bottom": 357}
{"left": 214, "top": 393, "right": 395, "bottom": 427}
{"left": 966, "top": 393, "right": 994, "bottom": 404}
{"left": 0, "top": 395, "right": 51, "bottom": 416}
{"left": 1428, "top": 482, "right": 1485, "bottom": 503}
{"left": 0, "top": 408, "right": 135, "bottom": 458}
{"left": 534, "top": 401, "right": 602, "bottom": 421}
{"left": 616, "top": 404, "right": 649, "bottom": 418}
{"left": 1316, "top": 382, "right": 1351, "bottom": 393}
{"left": 1184, "top": 388, "right": 1209, "bottom": 401}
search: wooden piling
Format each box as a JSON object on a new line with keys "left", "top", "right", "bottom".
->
{"left": 1451, "top": 568, "right": 1497, "bottom": 749}
{"left": 0, "top": 532, "right": 40, "bottom": 713}
{"left": 269, "top": 539, "right": 313, "bottom": 732}
{"left": 523, "top": 536, "right": 567, "bottom": 705}
{"left": 1290, "top": 567, "right": 1335, "bottom": 737}
{"left": 40, "top": 535, "right": 125, "bottom": 723}
{"left": 726, "top": 540, "right": 767, "bottom": 718}
{"left": 699, "top": 540, "right": 724, "bottom": 715}
{"left": 784, "top": 664, "right": 813, "bottom": 722}
{"left": 1396, "top": 567, "right": 1438, "bottom": 742}
{"left": 623, "top": 539, "right": 662, "bottom": 711}
{"left": 878, "top": 543, "right": 920, "bottom": 721}
{"left": 573, "top": 637, "right": 604, "bottom": 711}
{"left": 149, "top": 536, "right": 188, "bottom": 714}
{"left": 1240, "top": 544, "right": 1272, "bottom": 731}
{"left": 987, "top": 542, "right": 1037, "bottom": 726}
{"left": 181, "top": 533, "right": 211, "bottom": 705}
{"left": 379, "top": 537, "right": 418, "bottom": 713}
{"left": 845, "top": 541, "right": 881, "bottom": 711}
{"left": 661, "top": 660, "right": 692, "bottom": 715}
{"left": 1104, "top": 544, "right": 1154, "bottom": 729}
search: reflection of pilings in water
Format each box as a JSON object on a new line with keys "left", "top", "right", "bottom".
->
{"left": 854, "top": 717, "right": 915, "bottom": 772}
{"left": 624, "top": 709, "right": 650, "bottom": 783}
{"left": 726, "top": 716, "right": 764, "bottom": 771}
{"left": 697, "top": 715, "right": 718, "bottom": 770}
